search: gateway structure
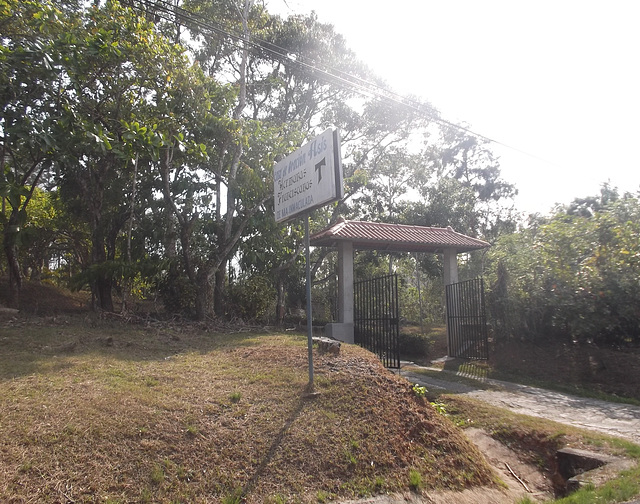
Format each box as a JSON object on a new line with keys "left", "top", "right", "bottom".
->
{"left": 310, "top": 219, "right": 490, "bottom": 346}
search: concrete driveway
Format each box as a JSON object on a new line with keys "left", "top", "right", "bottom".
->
{"left": 399, "top": 362, "right": 640, "bottom": 445}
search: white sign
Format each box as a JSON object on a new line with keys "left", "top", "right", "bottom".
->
{"left": 274, "top": 127, "right": 343, "bottom": 223}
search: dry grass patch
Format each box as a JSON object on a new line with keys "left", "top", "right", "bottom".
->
{"left": 0, "top": 319, "right": 497, "bottom": 503}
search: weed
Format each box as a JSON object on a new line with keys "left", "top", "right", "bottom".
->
{"left": 185, "top": 424, "right": 199, "bottom": 436}
{"left": 150, "top": 463, "right": 164, "bottom": 485}
{"left": 144, "top": 376, "right": 159, "bottom": 387}
{"left": 344, "top": 438, "right": 359, "bottom": 465}
{"left": 411, "top": 383, "right": 427, "bottom": 397}
{"left": 229, "top": 391, "right": 242, "bottom": 403}
{"left": 18, "top": 461, "right": 33, "bottom": 473}
{"left": 221, "top": 487, "right": 244, "bottom": 504}
{"left": 408, "top": 468, "right": 422, "bottom": 491}
{"left": 140, "top": 488, "right": 153, "bottom": 503}
{"left": 344, "top": 448, "right": 357, "bottom": 466}
{"left": 176, "top": 465, "right": 192, "bottom": 481}
{"left": 430, "top": 401, "right": 447, "bottom": 416}
{"left": 316, "top": 490, "right": 333, "bottom": 503}
{"left": 62, "top": 424, "right": 78, "bottom": 436}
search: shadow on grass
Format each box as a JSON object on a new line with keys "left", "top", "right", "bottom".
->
{"left": 240, "top": 395, "right": 309, "bottom": 499}
{"left": 0, "top": 316, "right": 303, "bottom": 381}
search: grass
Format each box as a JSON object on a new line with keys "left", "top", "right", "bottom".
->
{"left": 0, "top": 316, "right": 496, "bottom": 503}
{"left": 408, "top": 468, "right": 423, "bottom": 491}
{"left": 441, "top": 395, "right": 640, "bottom": 504}
{"left": 550, "top": 466, "right": 640, "bottom": 503}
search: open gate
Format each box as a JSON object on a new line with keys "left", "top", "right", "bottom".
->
{"left": 445, "top": 278, "right": 489, "bottom": 359}
{"left": 354, "top": 274, "right": 400, "bottom": 368}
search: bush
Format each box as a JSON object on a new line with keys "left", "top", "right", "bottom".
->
{"left": 398, "top": 329, "right": 430, "bottom": 359}
{"left": 486, "top": 191, "right": 640, "bottom": 347}
{"left": 229, "top": 274, "right": 276, "bottom": 323}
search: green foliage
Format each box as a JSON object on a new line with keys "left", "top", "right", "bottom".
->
{"left": 157, "top": 261, "right": 198, "bottom": 316}
{"left": 0, "top": 0, "right": 517, "bottom": 321}
{"left": 430, "top": 401, "right": 447, "bottom": 416}
{"left": 229, "top": 273, "right": 276, "bottom": 323}
{"left": 398, "top": 331, "right": 430, "bottom": 358}
{"left": 487, "top": 187, "right": 640, "bottom": 346}
{"left": 408, "top": 468, "right": 423, "bottom": 491}
{"left": 411, "top": 383, "right": 427, "bottom": 397}
{"left": 221, "top": 488, "right": 244, "bottom": 504}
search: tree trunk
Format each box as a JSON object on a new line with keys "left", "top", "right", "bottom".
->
{"left": 3, "top": 217, "right": 22, "bottom": 309}
{"left": 94, "top": 275, "right": 114, "bottom": 312}
{"left": 276, "top": 273, "right": 286, "bottom": 325}
{"left": 91, "top": 254, "right": 114, "bottom": 312}
{"left": 195, "top": 268, "right": 209, "bottom": 321}
{"left": 213, "top": 260, "right": 227, "bottom": 317}
{"left": 90, "top": 220, "right": 114, "bottom": 312}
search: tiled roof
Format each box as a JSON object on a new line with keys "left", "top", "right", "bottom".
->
{"left": 310, "top": 220, "right": 490, "bottom": 253}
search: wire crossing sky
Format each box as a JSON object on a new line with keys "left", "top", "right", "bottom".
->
{"left": 267, "top": 0, "right": 640, "bottom": 216}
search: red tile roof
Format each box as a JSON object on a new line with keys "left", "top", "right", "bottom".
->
{"left": 310, "top": 220, "right": 490, "bottom": 253}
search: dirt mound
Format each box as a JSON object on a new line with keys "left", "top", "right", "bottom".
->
{"left": 0, "top": 277, "right": 90, "bottom": 315}
{"left": 0, "top": 323, "right": 499, "bottom": 503}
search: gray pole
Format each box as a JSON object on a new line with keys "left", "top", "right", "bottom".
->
{"left": 304, "top": 214, "right": 314, "bottom": 390}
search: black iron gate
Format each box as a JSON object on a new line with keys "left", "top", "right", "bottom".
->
{"left": 354, "top": 274, "right": 400, "bottom": 368}
{"left": 445, "top": 278, "right": 489, "bottom": 359}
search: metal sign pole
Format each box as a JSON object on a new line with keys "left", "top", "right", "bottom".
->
{"left": 304, "top": 214, "right": 314, "bottom": 390}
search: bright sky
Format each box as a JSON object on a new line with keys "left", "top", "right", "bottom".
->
{"left": 266, "top": 0, "right": 640, "bottom": 216}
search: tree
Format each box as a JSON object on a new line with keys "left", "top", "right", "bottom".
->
{"left": 486, "top": 187, "right": 640, "bottom": 346}
{"left": 0, "top": 0, "right": 75, "bottom": 307}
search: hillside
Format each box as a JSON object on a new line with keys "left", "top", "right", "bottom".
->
{"left": 0, "top": 316, "right": 496, "bottom": 503}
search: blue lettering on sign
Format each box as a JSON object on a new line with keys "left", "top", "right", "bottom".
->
{"left": 307, "top": 135, "right": 328, "bottom": 160}
{"left": 286, "top": 195, "right": 314, "bottom": 216}
{"left": 287, "top": 151, "right": 307, "bottom": 175}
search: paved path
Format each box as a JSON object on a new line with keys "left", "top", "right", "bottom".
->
{"left": 341, "top": 363, "right": 640, "bottom": 504}
{"left": 399, "top": 362, "right": 640, "bottom": 445}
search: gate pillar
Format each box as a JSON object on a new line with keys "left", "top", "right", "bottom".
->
{"left": 443, "top": 247, "right": 459, "bottom": 286}
{"left": 443, "top": 247, "right": 459, "bottom": 357}
{"left": 325, "top": 240, "right": 354, "bottom": 343}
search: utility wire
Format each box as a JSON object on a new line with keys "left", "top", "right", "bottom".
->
{"left": 130, "top": 0, "right": 541, "bottom": 157}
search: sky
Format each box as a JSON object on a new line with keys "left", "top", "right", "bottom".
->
{"left": 265, "top": 0, "right": 640, "bottom": 216}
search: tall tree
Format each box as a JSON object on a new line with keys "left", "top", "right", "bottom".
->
{"left": 0, "top": 0, "right": 76, "bottom": 307}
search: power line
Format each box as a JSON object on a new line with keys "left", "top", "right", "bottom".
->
{"left": 130, "top": 0, "right": 540, "bottom": 156}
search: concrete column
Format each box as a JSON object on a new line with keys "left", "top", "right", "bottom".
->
{"left": 337, "top": 241, "right": 354, "bottom": 324}
{"left": 325, "top": 241, "right": 354, "bottom": 343}
{"left": 443, "top": 248, "right": 459, "bottom": 286}
{"left": 443, "top": 248, "right": 458, "bottom": 358}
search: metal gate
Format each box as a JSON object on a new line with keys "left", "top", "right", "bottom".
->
{"left": 445, "top": 278, "right": 489, "bottom": 359}
{"left": 354, "top": 274, "right": 400, "bottom": 368}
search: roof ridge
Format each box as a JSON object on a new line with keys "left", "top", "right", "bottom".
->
{"left": 310, "top": 220, "right": 490, "bottom": 252}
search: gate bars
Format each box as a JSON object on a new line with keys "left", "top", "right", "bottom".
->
{"left": 354, "top": 274, "right": 400, "bottom": 369}
{"left": 445, "top": 278, "right": 489, "bottom": 359}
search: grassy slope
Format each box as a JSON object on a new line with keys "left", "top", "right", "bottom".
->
{"left": 442, "top": 395, "right": 640, "bottom": 504}
{"left": 0, "top": 318, "right": 496, "bottom": 503}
